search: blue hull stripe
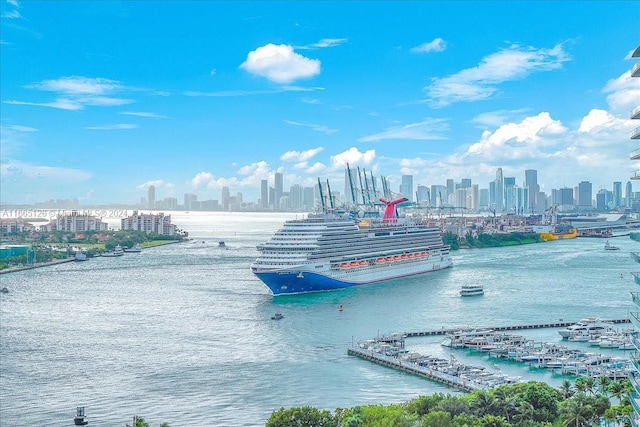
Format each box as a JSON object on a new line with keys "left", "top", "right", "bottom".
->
{"left": 254, "top": 268, "right": 451, "bottom": 295}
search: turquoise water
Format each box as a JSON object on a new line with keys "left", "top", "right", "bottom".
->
{"left": 0, "top": 212, "right": 637, "bottom": 426}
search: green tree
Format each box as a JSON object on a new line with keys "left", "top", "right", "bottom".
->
{"left": 358, "top": 404, "right": 415, "bottom": 427}
{"left": 559, "top": 379, "right": 574, "bottom": 399}
{"left": 266, "top": 406, "right": 336, "bottom": 427}
{"left": 559, "top": 393, "right": 594, "bottom": 427}
{"left": 406, "top": 394, "right": 446, "bottom": 417}
{"left": 420, "top": 410, "right": 451, "bottom": 427}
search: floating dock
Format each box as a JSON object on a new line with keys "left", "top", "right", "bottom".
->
{"left": 347, "top": 346, "right": 480, "bottom": 392}
{"left": 402, "top": 319, "right": 630, "bottom": 338}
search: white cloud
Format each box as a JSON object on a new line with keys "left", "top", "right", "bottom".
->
{"left": 578, "top": 109, "right": 627, "bottom": 133}
{"left": 410, "top": 38, "right": 446, "bottom": 53}
{"left": 3, "top": 124, "right": 36, "bottom": 132}
{"left": 602, "top": 71, "right": 640, "bottom": 113}
{"left": 330, "top": 147, "right": 376, "bottom": 170}
{"left": 466, "top": 112, "right": 567, "bottom": 160}
{"left": 297, "top": 38, "right": 348, "bottom": 50}
{"left": 183, "top": 86, "right": 321, "bottom": 97}
{"left": 120, "top": 111, "right": 167, "bottom": 118}
{"left": 7, "top": 0, "right": 20, "bottom": 7}
{"left": 84, "top": 124, "right": 138, "bottom": 130}
{"left": 136, "top": 179, "right": 170, "bottom": 190}
{"left": 470, "top": 109, "right": 529, "bottom": 128}
{"left": 280, "top": 147, "right": 324, "bottom": 162}
{"left": 28, "top": 76, "right": 121, "bottom": 95}
{"left": 239, "top": 43, "right": 321, "bottom": 84}
{"left": 283, "top": 120, "right": 337, "bottom": 134}
{"left": 191, "top": 171, "right": 215, "bottom": 190}
{"left": 358, "top": 118, "right": 450, "bottom": 142}
{"left": 7, "top": 76, "right": 134, "bottom": 111}
{"left": 210, "top": 68, "right": 216, "bottom": 76}
{"left": 0, "top": 160, "right": 91, "bottom": 182}
{"left": 2, "top": 9, "right": 21, "bottom": 18}
{"left": 426, "top": 43, "right": 570, "bottom": 107}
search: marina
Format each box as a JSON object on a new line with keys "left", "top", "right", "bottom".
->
{"left": 350, "top": 320, "right": 636, "bottom": 391}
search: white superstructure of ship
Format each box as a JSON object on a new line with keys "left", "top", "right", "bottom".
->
{"left": 251, "top": 168, "right": 453, "bottom": 295}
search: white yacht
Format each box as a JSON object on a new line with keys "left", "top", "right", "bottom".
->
{"left": 558, "top": 318, "right": 615, "bottom": 339}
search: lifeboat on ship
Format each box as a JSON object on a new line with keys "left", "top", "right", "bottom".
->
{"left": 340, "top": 263, "right": 350, "bottom": 268}
{"left": 349, "top": 261, "right": 359, "bottom": 267}
{"left": 377, "top": 258, "right": 386, "bottom": 263}
{"left": 359, "top": 260, "right": 367, "bottom": 266}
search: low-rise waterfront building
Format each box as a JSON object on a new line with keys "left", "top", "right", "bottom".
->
{"left": 0, "top": 219, "right": 36, "bottom": 234}
{"left": 40, "top": 212, "right": 109, "bottom": 232}
{"left": 121, "top": 211, "right": 176, "bottom": 235}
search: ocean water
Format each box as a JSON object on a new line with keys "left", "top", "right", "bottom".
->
{"left": 0, "top": 211, "right": 638, "bottom": 426}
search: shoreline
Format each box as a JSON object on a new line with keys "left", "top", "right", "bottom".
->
{"left": 0, "top": 258, "right": 75, "bottom": 275}
{"left": 0, "top": 239, "right": 185, "bottom": 275}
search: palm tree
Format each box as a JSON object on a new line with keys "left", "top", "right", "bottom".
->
{"left": 471, "top": 390, "right": 494, "bottom": 417}
{"left": 559, "top": 393, "right": 594, "bottom": 427}
{"left": 560, "top": 379, "right": 575, "bottom": 399}
{"left": 491, "top": 387, "right": 516, "bottom": 423}
{"left": 597, "top": 376, "right": 612, "bottom": 397}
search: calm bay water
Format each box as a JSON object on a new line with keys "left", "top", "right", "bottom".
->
{"left": 1, "top": 211, "right": 638, "bottom": 426}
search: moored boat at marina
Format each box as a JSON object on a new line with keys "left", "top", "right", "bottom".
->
{"left": 102, "top": 245, "right": 124, "bottom": 257}
{"left": 123, "top": 243, "right": 142, "bottom": 253}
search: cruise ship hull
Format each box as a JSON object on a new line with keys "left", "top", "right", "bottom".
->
{"left": 253, "top": 257, "right": 453, "bottom": 295}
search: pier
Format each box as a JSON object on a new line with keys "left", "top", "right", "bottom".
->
{"left": 402, "top": 318, "right": 630, "bottom": 338}
{"left": 349, "top": 318, "right": 632, "bottom": 392}
{"left": 347, "top": 347, "right": 480, "bottom": 392}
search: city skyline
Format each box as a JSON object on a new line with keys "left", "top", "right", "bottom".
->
{"left": 1, "top": 2, "right": 639, "bottom": 205}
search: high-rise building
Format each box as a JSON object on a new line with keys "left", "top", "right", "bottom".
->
{"left": 446, "top": 179, "right": 454, "bottom": 202}
{"left": 261, "top": 179, "right": 268, "bottom": 208}
{"left": 504, "top": 177, "right": 516, "bottom": 213}
{"left": 148, "top": 185, "right": 156, "bottom": 210}
{"left": 613, "top": 181, "right": 622, "bottom": 208}
{"left": 183, "top": 193, "right": 197, "bottom": 210}
{"left": 400, "top": 175, "right": 414, "bottom": 201}
{"left": 627, "top": 181, "right": 633, "bottom": 208}
{"left": 303, "top": 187, "right": 315, "bottom": 210}
{"left": 495, "top": 168, "right": 504, "bottom": 212}
{"left": 552, "top": 188, "right": 574, "bottom": 211}
{"left": 577, "top": 181, "right": 592, "bottom": 211}
{"left": 460, "top": 178, "right": 471, "bottom": 189}
{"left": 525, "top": 169, "right": 540, "bottom": 213}
{"left": 221, "top": 186, "right": 230, "bottom": 210}
{"left": 289, "top": 184, "right": 303, "bottom": 211}
{"left": 416, "top": 185, "right": 430, "bottom": 204}
{"left": 274, "top": 173, "right": 283, "bottom": 209}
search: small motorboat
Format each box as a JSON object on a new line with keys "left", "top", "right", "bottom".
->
{"left": 271, "top": 312, "right": 284, "bottom": 320}
{"left": 74, "top": 406, "right": 88, "bottom": 426}
{"left": 218, "top": 241, "right": 227, "bottom": 249}
{"left": 604, "top": 241, "right": 620, "bottom": 251}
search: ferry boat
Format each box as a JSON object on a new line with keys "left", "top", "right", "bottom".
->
{"left": 460, "top": 285, "right": 484, "bottom": 297}
{"left": 251, "top": 196, "right": 452, "bottom": 295}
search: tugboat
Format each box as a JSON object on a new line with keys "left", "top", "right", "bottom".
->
{"left": 271, "top": 312, "right": 284, "bottom": 320}
{"left": 218, "top": 241, "right": 227, "bottom": 249}
{"left": 74, "top": 406, "right": 88, "bottom": 425}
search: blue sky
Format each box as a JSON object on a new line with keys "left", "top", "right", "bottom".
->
{"left": 1, "top": 1, "right": 639, "bottom": 206}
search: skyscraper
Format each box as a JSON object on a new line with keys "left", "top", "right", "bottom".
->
{"left": 274, "top": 173, "right": 283, "bottom": 209}
{"left": 261, "top": 179, "right": 268, "bottom": 208}
{"left": 148, "top": 185, "right": 156, "bottom": 209}
{"left": 221, "top": 186, "right": 230, "bottom": 210}
{"left": 627, "top": 181, "right": 633, "bottom": 208}
{"left": 495, "top": 168, "right": 504, "bottom": 212}
{"left": 525, "top": 169, "right": 539, "bottom": 213}
{"left": 400, "top": 175, "right": 413, "bottom": 201}
{"left": 577, "top": 181, "right": 592, "bottom": 211}
{"left": 613, "top": 181, "right": 622, "bottom": 208}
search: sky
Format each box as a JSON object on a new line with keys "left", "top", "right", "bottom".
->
{"left": 1, "top": 1, "right": 639, "bottom": 206}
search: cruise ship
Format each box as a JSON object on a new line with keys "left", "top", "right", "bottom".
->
{"left": 251, "top": 197, "right": 453, "bottom": 295}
